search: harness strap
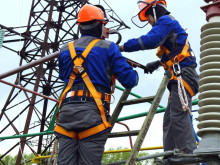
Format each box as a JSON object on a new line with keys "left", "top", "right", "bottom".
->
{"left": 174, "top": 39, "right": 190, "bottom": 63}
{"left": 54, "top": 122, "right": 109, "bottom": 140}
{"left": 55, "top": 125, "right": 78, "bottom": 139}
{"left": 58, "top": 73, "right": 76, "bottom": 109}
{"left": 160, "top": 46, "right": 182, "bottom": 63}
{"left": 81, "top": 71, "right": 111, "bottom": 128}
{"left": 69, "top": 39, "right": 111, "bottom": 128}
{"left": 160, "top": 39, "right": 191, "bottom": 70}
{"left": 65, "top": 90, "right": 111, "bottom": 102}
{"left": 157, "top": 38, "right": 195, "bottom": 97}
{"left": 173, "top": 75, "right": 194, "bottom": 98}
{"left": 55, "top": 39, "right": 111, "bottom": 139}
{"left": 181, "top": 79, "right": 194, "bottom": 98}
{"left": 181, "top": 39, "right": 190, "bottom": 58}
{"left": 78, "top": 122, "right": 108, "bottom": 139}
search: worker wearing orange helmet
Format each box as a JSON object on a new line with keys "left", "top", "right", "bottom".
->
{"left": 54, "top": 4, "right": 138, "bottom": 165}
{"left": 119, "top": 0, "right": 199, "bottom": 161}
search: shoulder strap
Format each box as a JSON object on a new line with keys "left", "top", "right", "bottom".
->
{"left": 58, "top": 39, "right": 100, "bottom": 109}
{"left": 68, "top": 39, "right": 100, "bottom": 65}
{"left": 56, "top": 39, "right": 111, "bottom": 138}
{"left": 181, "top": 39, "right": 189, "bottom": 57}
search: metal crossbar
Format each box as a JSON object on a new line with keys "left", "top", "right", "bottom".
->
{"left": 0, "top": 29, "right": 5, "bottom": 48}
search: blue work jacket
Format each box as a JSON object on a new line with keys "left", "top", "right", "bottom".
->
{"left": 58, "top": 35, "right": 139, "bottom": 91}
{"left": 123, "top": 15, "right": 197, "bottom": 68}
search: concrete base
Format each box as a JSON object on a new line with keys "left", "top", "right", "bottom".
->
{"left": 194, "top": 133, "right": 220, "bottom": 154}
{"left": 194, "top": 134, "right": 220, "bottom": 164}
{"left": 206, "top": 158, "right": 220, "bottom": 165}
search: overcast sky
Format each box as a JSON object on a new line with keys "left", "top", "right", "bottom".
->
{"left": 0, "top": 0, "right": 208, "bottom": 156}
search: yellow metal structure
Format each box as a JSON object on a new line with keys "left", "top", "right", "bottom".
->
{"left": 31, "top": 154, "right": 41, "bottom": 164}
{"left": 31, "top": 145, "right": 163, "bottom": 163}
{"left": 104, "top": 146, "right": 163, "bottom": 154}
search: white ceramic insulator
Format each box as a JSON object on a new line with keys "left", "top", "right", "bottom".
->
{"left": 198, "top": 22, "right": 220, "bottom": 137}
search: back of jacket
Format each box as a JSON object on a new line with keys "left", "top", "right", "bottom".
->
{"left": 58, "top": 35, "right": 139, "bottom": 91}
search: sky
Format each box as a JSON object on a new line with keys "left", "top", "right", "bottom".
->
{"left": 0, "top": 0, "right": 208, "bottom": 158}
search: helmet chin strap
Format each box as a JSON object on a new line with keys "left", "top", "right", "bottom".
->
{"left": 152, "top": 0, "right": 158, "bottom": 22}
{"left": 101, "top": 23, "right": 104, "bottom": 38}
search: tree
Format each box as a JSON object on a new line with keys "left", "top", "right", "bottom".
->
{"left": 0, "top": 153, "right": 34, "bottom": 165}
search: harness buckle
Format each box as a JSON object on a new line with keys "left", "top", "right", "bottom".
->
{"left": 105, "top": 93, "right": 115, "bottom": 104}
{"left": 189, "top": 50, "right": 195, "bottom": 57}
{"left": 110, "top": 94, "right": 115, "bottom": 104}
{"left": 74, "top": 65, "right": 84, "bottom": 73}
{"left": 81, "top": 98, "right": 87, "bottom": 102}
{"left": 173, "top": 58, "right": 181, "bottom": 76}
{"left": 74, "top": 65, "right": 81, "bottom": 69}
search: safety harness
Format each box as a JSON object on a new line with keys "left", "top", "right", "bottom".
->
{"left": 173, "top": 62, "right": 191, "bottom": 114}
{"left": 156, "top": 38, "right": 196, "bottom": 113}
{"left": 156, "top": 38, "right": 195, "bottom": 98}
{"left": 54, "top": 39, "right": 112, "bottom": 140}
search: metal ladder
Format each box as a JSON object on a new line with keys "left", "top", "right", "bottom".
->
{"left": 108, "top": 70, "right": 172, "bottom": 165}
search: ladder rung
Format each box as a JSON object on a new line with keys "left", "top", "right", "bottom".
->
{"left": 121, "top": 96, "right": 155, "bottom": 106}
{"left": 108, "top": 130, "right": 139, "bottom": 138}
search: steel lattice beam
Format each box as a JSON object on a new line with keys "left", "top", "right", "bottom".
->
{"left": 0, "top": 0, "right": 130, "bottom": 164}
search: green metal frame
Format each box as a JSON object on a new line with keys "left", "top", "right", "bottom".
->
{"left": 0, "top": 85, "right": 199, "bottom": 140}
{"left": 118, "top": 99, "right": 199, "bottom": 122}
{"left": 115, "top": 86, "right": 165, "bottom": 109}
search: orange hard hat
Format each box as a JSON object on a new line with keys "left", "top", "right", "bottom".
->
{"left": 77, "top": 4, "right": 108, "bottom": 24}
{"left": 139, "top": 0, "right": 167, "bottom": 21}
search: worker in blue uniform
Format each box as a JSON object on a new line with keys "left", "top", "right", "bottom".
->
{"left": 119, "top": 0, "right": 199, "bottom": 161}
{"left": 54, "top": 4, "right": 139, "bottom": 165}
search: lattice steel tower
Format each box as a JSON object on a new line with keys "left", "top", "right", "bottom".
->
{"left": 0, "top": 0, "right": 129, "bottom": 164}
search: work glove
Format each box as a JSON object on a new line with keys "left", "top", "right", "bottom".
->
{"left": 117, "top": 45, "right": 124, "bottom": 52}
{"left": 144, "top": 60, "right": 161, "bottom": 74}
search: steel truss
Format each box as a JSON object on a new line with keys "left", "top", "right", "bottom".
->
{"left": 0, "top": 0, "right": 130, "bottom": 164}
